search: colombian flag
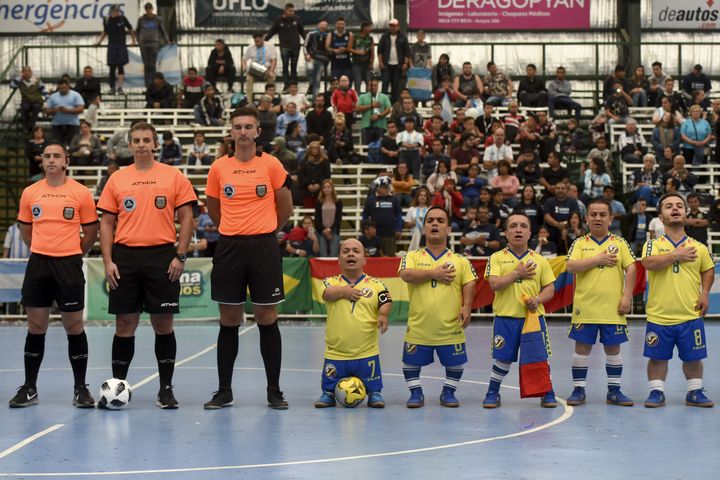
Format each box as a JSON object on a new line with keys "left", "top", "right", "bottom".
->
{"left": 518, "top": 302, "right": 552, "bottom": 398}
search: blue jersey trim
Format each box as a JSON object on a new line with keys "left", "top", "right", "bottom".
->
{"left": 506, "top": 247, "right": 530, "bottom": 261}
{"left": 341, "top": 274, "right": 366, "bottom": 286}
{"left": 424, "top": 247, "right": 448, "bottom": 261}
{"left": 663, "top": 234, "right": 687, "bottom": 248}
{"left": 589, "top": 234, "right": 610, "bottom": 246}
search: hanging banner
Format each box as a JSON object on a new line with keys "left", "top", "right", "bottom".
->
{"left": 194, "top": 0, "right": 372, "bottom": 29}
{"left": 124, "top": 44, "right": 182, "bottom": 88}
{"left": 408, "top": 0, "right": 591, "bottom": 31}
{"left": 651, "top": 0, "right": 720, "bottom": 30}
{"left": 0, "top": 0, "right": 139, "bottom": 33}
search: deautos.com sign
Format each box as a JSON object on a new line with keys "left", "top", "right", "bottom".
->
{"left": 0, "top": 0, "right": 139, "bottom": 33}
{"left": 652, "top": 0, "right": 720, "bottom": 29}
{"left": 408, "top": 0, "right": 590, "bottom": 30}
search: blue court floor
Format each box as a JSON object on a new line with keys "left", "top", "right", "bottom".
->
{"left": 0, "top": 322, "right": 718, "bottom": 479}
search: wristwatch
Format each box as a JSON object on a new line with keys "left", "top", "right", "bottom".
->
{"left": 175, "top": 253, "right": 188, "bottom": 263}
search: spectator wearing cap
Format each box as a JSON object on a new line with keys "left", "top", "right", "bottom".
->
{"left": 362, "top": 177, "right": 403, "bottom": 256}
{"left": 330, "top": 75, "right": 358, "bottom": 127}
{"left": 265, "top": 2, "right": 306, "bottom": 90}
{"left": 242, "top": 32, "right": 277, "bottom": 101}
{"left": 136, "top": 2, "right": 170, "bottom": 87}
{"left": 682, "top": 64, "right": 711, "bottom": 100}
{"left": 193, "top": 84, "right": 224, "bottom": 126}
{"left": 177, "top": 67, "right": 205, "bottom": 108}
{"left": 377, "top": 18, "right": 410, "bottom": 104}
{"left": 145, "top": 72, "right": 173, "bottom": 109}
{"left": 205, "top": 39, "right": 236, "bottom": 92}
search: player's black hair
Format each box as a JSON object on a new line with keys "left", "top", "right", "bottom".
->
{"left": 43, "top": 141, "right": 69, "bottom": 158}
{"left": 423, "top": 206, "right": 450, "bottom": 225}
{"left": 505, "top": 211, "right": 531, "bottom": 229}
{"left": 586, "top": 197, "right": 612, "bottom": 214}
{"left": 658, "top": 192, "right": 687, "bottom": 210}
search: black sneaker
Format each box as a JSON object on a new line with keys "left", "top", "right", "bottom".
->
{"left": 9, "top": 385, "right": 38, "bottom": 408}
{"left": 156, "top": 385, "right": 179, "bottom": 409}
{"left": 73, "top": 385, "right": 95, "bottom": 408}
{"left": 204, "top": 388, "right": 233, "bottom": 410}
{"left": 267, "top": 389, "right": 289, "bottom": 410}
{"left": 117, "top": 87, "right": 124, "bottom": 95}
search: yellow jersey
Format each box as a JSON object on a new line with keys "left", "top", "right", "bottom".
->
{"left": 642, "top": 235, "right": 715, "bottom": 325}
{"left": 485, "top": 248, "right": 556, "bottom": 318}
{"left": 323, "top": 274, "right": 391, "bottom": 360}
{"left": 399, "top": 248, "right": 477, "bottom": 346}
{"left": 567, "top": 234, "right": 635, "bottom": 325}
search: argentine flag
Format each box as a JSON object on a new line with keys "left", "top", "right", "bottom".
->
{"left": 0, "top": 261, "right": 27, "bottom": 303}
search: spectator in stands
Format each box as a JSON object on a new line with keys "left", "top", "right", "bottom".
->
{"left": 106, "top": 119, "right": 140, "bottom": 166}
{"left": 299, "top": 140, "right": 331, "bottom": 208}
{"left": 193, "top": 84, "right": 224, "bottom": 127}
{"left": 691, "top": 90, "right": 711, "bottom": 111}
{"left": 45, "top": 79, "right": 85, "bottom": 146}
{"left": 651, "top": 108, "right": 681, "bottom": 157}
{"left": 514, "top": 185, "right": 543, "bottom": 236}
{"left": 680, "top": 104, "right": 712, "bottom": 165}
{"left": 69, "top": 120, "right": 102, "bottom": 167}
{"left": 517, "top": 113, "right": 541, "bottom": 155}
{"left": 281, "top": 81, "right": 309, "bottom": 112}
{"left": 405, "top": 186, "right": 431, "bottom": 250}
{"left": 256, "top": 95, "right": 278, "bottom": 152}
{"left": 423, "top": 114, "right": 452, "bottom": 154}
{"left": 271, "top": 137, "right": 298, "bottom": 182}
{"left": 159, "top": 131, "right": 182, "bottom": 165}
{"left": 648, "top": 208, "right": 665, "bottom": 239}
{"left": 431, "top": 53, "right": 455, "bottom": 92}
{"left": 422, "top": 138, "right": 450, "bottom": 181}
{"left": 652, "top": 95, "right": 684, "bottom": 127}
{"left": 630, "top": 153, "right": 662, "bottom": 207}
{"left": 685, "top": 192, "right": 709, "bottom": 245}
{"left": 359, "top": 219, "right": 382, "bottom": 257}
{"left": 145, "top": 72, "right": 173, "bottom": 109}
{"left": 84, "top": 94, "right": 103, "bottom": 130}
{"left": 265, "top": 3, "right": 305, "bottom": 90}
{"left": 3, "top": 222, "right": 30, "bottom": 259}
{"left": 628, "top": 198, "right": 650, "bottom": 253}
{"left": 453, "top": 63, "right": 484, "bottom": 109}
{"left": 515, "top": 149, "right": 541, "bottom": 185}
{"left": 263, "top": 83, "right": 284, "bottom": 112}
{"left": 350, "top": 21, "right": 374, "bottom": 93}
{"left": 434, "top": 76, "right": 460, "bottom": 108}
{"left": 483, "top": 128, "right": 513, "bottom": 182}
{"left": 474, "top": 103, "right": 495, "bottom": 140}
{"left": 602, "top": 65, "right": 630, "bottom": 99}
{"left": 284, "top": 121, "right": 304, "bottom": 152}
{"left": 282, "top": 215, "right": 320, "bottom": 258}
{"left": 492, "top": 188, "right": 512, "bottom": 226}
{"left": 331, "top": 75, "right": 358, "bottom": 127}
{"left": 391, "top": 97, "right": 419, "bottom": 134}
{"left": 363, "top": 177, "right": 403, "bottom": 256}
{"left": 205, "top": 39, "right": 236, "bottom": 92}
{"left": 409, "top": 29, "right": 431, "bottom": 69}
{"left": 543, "top": 181, "right": 580, "bottom": 243}
{"left": 276, "top": 101, "right": 306, "bottom": 137}
{"left": 326, "top": 18, "right": 353, "bottom": 82}
{"left": 547, "top": 66, "right": 582, "bottom": 121}
{"left": 536, "top": 111, "right": 558, "bottom": 160}
{"left": 628, "top": 65, "right": 650, "bottom": 107}
{"left": 581, "top": 155, "right": 611, "bottom": 201}
{"left": 682, "top": 64, "right": 711, "bottom": 100}
{"left": 306, "top": 95, "right": 333, "bottom": 141}
{"left": 177, "top": 67, "right": 205, "bottom": 108}
{"left": 586, "top": 135, "right": 611, "bottom": 166}
{"left": 74, "top": 66, "right": 101, "bottom": 107}
{"left": 567, "top": 183, "right": 587, "bottom": 217}
{"left": 709, "top": 195, "right": 720, "bottom": 231}
{"left": 450, "top": 131, "right": 481, "bottom": 176}
{"left": 657, "top": 77, "right": 687, "bottom": 114}
{"left": 357, "top": 77, "right": 392, "bottom": 145}
{"left": 392, "top": 162, "right": 415, "bottom": 207}
{"left": 323, "top": 76, "right": 340, "bottom": 111}
{"left": 477, "top": 187, "right": 501, "bottom": 227}
{"left": 659, "top": 145, "right": 675, "bottom": 172}
{"left": 431, "top": 177, "right": 464, "bottom": 231}
{"left": 426, "top": 158, "right": 457, "bottom": 194}
{"left": 558, "top": 118, "right": 585, "bottom": 154}
{"left": 95, "top": 160, "right": 119, "bottom": 198}
{"left": 490, "top": 159, "right": 520, "bottom": 207}
{"left": 502, "top": 101, "right": 524, "bottom": 143}
{"left": 484, "top": 62, "right": 513, "bottom": 106}
{"left": 460, "top": 205, "right": 501, "bottom": 257}
{"left": 617, "top": 118, "right": 648, "bottom": 163}
{"left": 313, "top": 179, "right": 343, "bottom": 257}
{"left": 305, "top": 20, "right": 330, "bottom": 99}
{"left": 663, "top": 154, "right": 698, "bottom": 196}
{"left": 26, "top": 126, "right": 46, "bottom": 179}
{"left": 381, "top": 122, "right": 400, "bottom": 165}
{"left": 136, "top": 2, "right": 170, "bottom": 87}
{"left": 396, "top": 118, "right": 424, "bottom": 179}
{"left": 648, "top": 61, "right": 671, "bottom": 107}
{"left": 559, "top": 210, "right": 587, "bottom": 255}
{"left": 326, "top": 113, "right": 354, "bottom": 164}
{"left": 602, "top": 185, "right": 626, "bottom": 236}
{"left": 604, "top": 81, "right": 632, "bottom": 124}
{"left": 11, "top": 66, "right": 49, "bottom": 133}
{"left": 96, "top": 4, "right": 136, "bottom": 95}
{"left": 242, "top": 32, "right": 278, "bottom": 101}
{"left": 389, "top": 88, "right": 411, "bottom": 122}
{"left": 189, "top": 131, "right": 212, "bottom": 167}
{"left": 532, "top": 224, "right": 558, "bottom": 258}
{"left": 539, "top": 150, "right": 568, "bottom": 197}
{"left": 458, "top": 163, "right": 485, "bottom": 207}
{"left": 377, "top": 19, "right": 409, "bottom": 104}
{"left": 518, "top": 63, "right": 548, "bottom": 108}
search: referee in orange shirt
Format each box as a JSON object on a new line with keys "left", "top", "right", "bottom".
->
{"left": 9, "top": 142, "right": 98, "bottom": 408}
{"left": 204, "top": 105, "right": 294, "bottom": 410}
{"left": 97, "top": 122, "right": 196, "bottom": 409}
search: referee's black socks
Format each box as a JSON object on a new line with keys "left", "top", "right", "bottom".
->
{"left": 112, "top": 335, "right": 135, "bottom": 380}
{"left": 155, "top": 332, "right": 177, "bottom": 388}
{"left": 23, "top": 332, "right": 45, "bottom": 388}
{"left": 258, "top": 322, "right": 282, "bottom": 391}
{"left": 67, "top": 331, "right": 89, "bottom": 388}
{"left": 217, "top": 324, "right": 239, "bottom": 389}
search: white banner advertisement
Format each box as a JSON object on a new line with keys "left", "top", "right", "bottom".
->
{"left": 0, "top": 0, "right": 139, "bottom": 33}
{"left": 652, "top": 0, "right": 720, "bottom": 30}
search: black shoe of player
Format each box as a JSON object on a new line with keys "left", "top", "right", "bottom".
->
{"left": 73, "top": 385, "right": 95, "bottom": 408}
{"left": 204, "top": 388, "right": 234, "bottom": 410}
{"left": 156, "top": 385, "right": 179, "bottom": 409}
{"left": 9, "top": 385, "right": 38, "bottom": 408}
{"left": 267, "top": 389, "right": 289, "bottom": 410}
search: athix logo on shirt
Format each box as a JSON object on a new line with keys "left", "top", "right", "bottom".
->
{"left": 41, "top": 193, "right": 66, "bottom": 198}
{"left": 31, "top": 205, "right": 42, "bottom": 218}
{"left": 122, "top": 196, "right": 136, "bottom": 212}
{"left": 233, "top": 169, "right": 256, "bottom": 174}
{"left": 223, "top": 184, "right": 235, "bottom": 198}
{"left": 131, "top": 181, "right": 157, "bottom": 186}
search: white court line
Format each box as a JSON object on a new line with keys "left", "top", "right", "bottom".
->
{"left": 0, "top": 425, "right": 65, "bottom": 461}
{"left": 0, "top": 372, "right": 574, "bottom": 477}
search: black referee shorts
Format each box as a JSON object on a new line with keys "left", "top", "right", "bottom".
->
{"left": 21, "top": 253, "right": 85, "bottom": 312}
{"left": 109, "top": 243, "right": 180, "bottom": 315}
{"left": 211, "top": 234, "right": 285, "bottom": 305}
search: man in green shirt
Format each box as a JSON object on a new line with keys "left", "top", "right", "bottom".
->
{"left": 350, "top": 21, "right": 374, "bottom": 94}
{"left": 357, "top": 78, "right": 392, "bottom": 145}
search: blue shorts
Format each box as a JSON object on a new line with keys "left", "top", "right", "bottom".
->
{"left": 321, "top": 355, "right": 383, "bottom": 393}
{"left": 568, "top": 323, "right": 629, "bottom": 346}
{"left": 492, "top": 316, "right": 551, "bottom": 363}
{"left": 643, "top": 319, "right": 708, "bottom": 362}
{"left": 402, "top": 342, "right": 468, "bottom": 367}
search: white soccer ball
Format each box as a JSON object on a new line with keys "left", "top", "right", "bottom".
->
{"left": 97, "top": 378, "right": 132, "bottom": 410}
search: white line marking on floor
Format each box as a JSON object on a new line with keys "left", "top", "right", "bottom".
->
{"left": 0, "top": 425, "right": 65, "bottom": 461}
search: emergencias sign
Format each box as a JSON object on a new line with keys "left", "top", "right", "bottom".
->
{"left": 651, "top": 0, "right": 720, "bottom": 30}
{"left": 0, "top": 0, "right": 139, "bottom": 33}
